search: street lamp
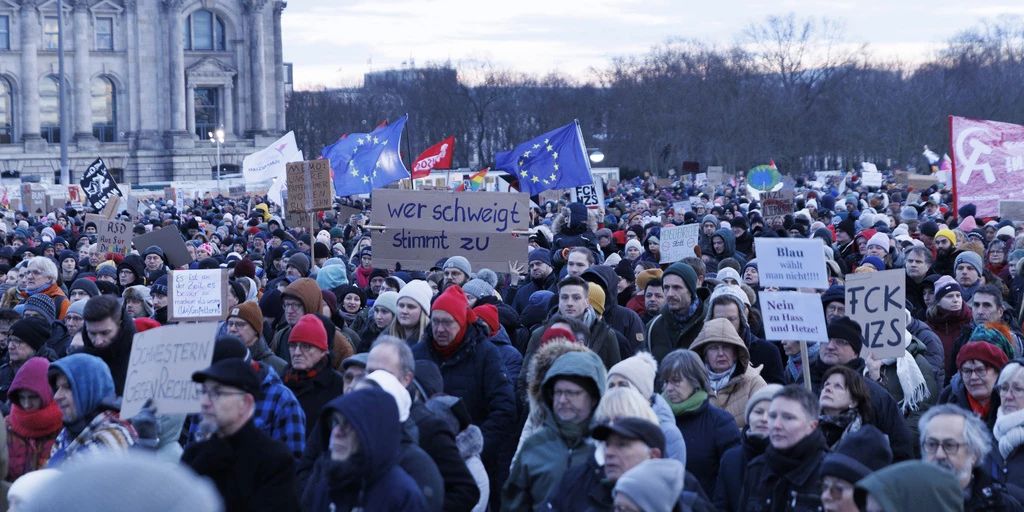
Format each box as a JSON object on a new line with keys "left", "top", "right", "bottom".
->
{"left": 209, "top": 128, "right": 225, "bottom": 194}
{"left": 588, "top": 149, "right": 605, "bottom": 164}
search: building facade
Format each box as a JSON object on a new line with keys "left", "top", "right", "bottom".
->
{"left": 0, "top": 0, "right": 288, "bottom": 184}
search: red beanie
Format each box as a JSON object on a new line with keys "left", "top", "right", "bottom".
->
{"left": 473, "top": 304, "right": 499, "bottom": 336}
{"left": 288, "top": 314, "right": 328, "bottom": 351}
{"left": 430, "top": 286, "right": 477, "bottom": 356}
{"left": 956, "top": 341, "right": 1009, "bottom": 371}
{"left": 541, "top": 326, "right": 577, "bottom": 345}
{"left": 134, "top": 317, "right": 162, "bottom": 333}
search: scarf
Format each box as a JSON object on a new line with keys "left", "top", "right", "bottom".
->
{"left": 24, "top": 281, "right": 52, "bottom": 297}
{"left": 8, "top": 402, "right": 64, "bottom": 439}
{"left": 819, "top": 409, "right": 862, "bottom": 448}
{"left": 785, "top": 344, "right": 819, "bottom": 382}
{"left": 666, "top": 390, "right": 708, "bottom": 416}
{"left": 354, "top": 266, "right": 373, "bottom": 288}
{"left": 339, "top": 310, "right": 358, "bottom": 325}
{"left": 553, "top": 415, "right": 590, "bottom": 448}
{"left": 284, "top": 358, "right": 326, "bottom": 385}
{"left": 581, "top": 307, "right": 598, "bottom": 329}
{"left": 765, "top": 429, "right": 827, "bottom": 475}
{"left": 994, "top": 407, "right": 1024, "bottom": 459}
{"left": 884, "top": 342, "right": 930, "bottom": 414}
{"left": 432, "top": 329, "right": 468, "bottom": 359}
{"left": 966, "top": 392, "right": 991, "bottom": 418}
{"left": 706, "top": 363, "right": 735, "bottom": 393}
{"left": 672, "top": 296, "right": 702, "bottom": 326}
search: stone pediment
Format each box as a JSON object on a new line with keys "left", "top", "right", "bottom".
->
{"left": 187, "top": 57, "right": 237, "bottom": 78}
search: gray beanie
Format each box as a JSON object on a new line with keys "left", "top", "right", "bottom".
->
{"left": 702, "top": 214, "right": 718, "bottom": 225}
{"left": 613, "top": 459, "right": 685, "bottom": 512}
{"left": 954, "top": 251, "right": 983, "bottom": 277}
{"left": 442, "top": 255, "right": 472, "bottom": 277}
{"left": 899, "top": 206, "right": 918, "bottom": 222}
{"left": 476, "top": 268, "right": 499, "bottom": 288}
{"left": 373, "top": 291, "right": 400, "bottom": 316}
{"left": 744, "top": 383, "right": 784, "bottom": 423}
{"left": 66, "top": 298, "right": 87, "bottom": 318}
{"left": 463, "top": 278, "right": 494, "bottom": 300}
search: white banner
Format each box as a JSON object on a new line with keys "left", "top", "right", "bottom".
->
{"left": 242, "top": 131, "right": 304, "bottom": 184}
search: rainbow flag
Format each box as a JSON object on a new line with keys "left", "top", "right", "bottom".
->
{"left": 455, "top": 167, "right": 489, "bottom": 192}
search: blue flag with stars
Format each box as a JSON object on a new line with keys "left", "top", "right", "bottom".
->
{"left": 321, "top": 115, "right": 409, "bottom": 196}
{"left": 495, "top": 120, "right": 593, "bottom": 195}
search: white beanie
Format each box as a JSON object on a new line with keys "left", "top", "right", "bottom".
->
{"left": 604, "top": 253, "right": 622, "bottom": 267}
{"left": 625, "top": 239, "right": 643, "bottom": 254}
{"left": 866, "top": 232, "right": 890, "bottom": 249}
{"left": 397, "top": 280, "right": 433, "bottom": 315}
{"left": 367, "top": 370, "right": 411, "bottom": 422}
{"left": 716, "top": 267, "right": 741, "bottom": 284}
{"left": 607, "top": 352, "right": 658, "bottom": 400}
{"left": 998, "top": 225, "right": 1016, "bottom": 239}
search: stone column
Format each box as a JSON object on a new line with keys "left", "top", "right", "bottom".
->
{"left": 73, "top": 0, "right": 95, "bottom": 141}
{"left": 247, "top": 0, "right": 267, "bottom": 135}
{"left": 272, "top": 1, "right": 286, "bottom": 132}
{"left": 20, "top": 0, "right": 41, "bottom": 141}
{"left": 164, "top": 0, "right": 186, "bottom": 134}
{"left": 223, "top": 84, "right": 234, "bottom": 136}
{"left": 185, "top": 83, "right": 195, "bottom": 137}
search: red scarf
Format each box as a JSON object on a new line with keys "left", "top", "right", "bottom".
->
{"left": 355, "top": 266, "right": 373, "bottom": 288}
{"left": 8, "top": 402, "right": 63, "bottom": 439}
{"left": 432, "top": 330, "right": 467, "bottom": 359}
{"left": 284, "top": 358, "right": 325, "bottom": 385}
{"left": 966, "top": 392, "right": 991, "bottom": 419}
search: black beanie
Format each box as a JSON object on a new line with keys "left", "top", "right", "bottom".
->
{"left": 919, "top": 221, "right": 939, "bottom": 238}
{"left": 827, "top": 316, "right": 863, "bottom": 354}
{"left": 11, "top": 316, "right": 51, "bottom": 352}
{"left": 821, "top": 425, "right": 893, "bottom": 483}
{"left": 614, "top": 259, "right": 635, "bottom": 283}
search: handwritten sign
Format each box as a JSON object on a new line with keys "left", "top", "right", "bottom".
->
{"left": 862, "top": 171, "right": 883, "bottom": 188}
{"left": 21, "top": 184, "right": 46, "bottom": 212}
{"left": 845, "top": 269, "right": 906, "bottom": 359}
{"left": 1000, "top": 200, "right": 1024, "bottom": 220}
{"left": 121, "top": 322, "right": 218, "bottom": 417}
{"left": 286, "top": 160, "right": 333, "bottom": 212}
{"left": 908, "top": 174, "right": 938, "bottom": 191}
{"left": 228, "top": 184, "right": 246, "bottom": 198}
{"left": 133, "top": 226, "right": 192, "bottom": 268}
{"left": 168, "top": 269, "right": 230, "bottom": 322}
{"left": 672, "top": 201, "right": 690, "bottom": 214}
{"left": 85, "top": 214, "right": 132, "bottom": 255}
{"left": 761, "top": 189, "right": 794, "bottom": 223}
{"left": 660, "top": 224, "right": 699, "bottom": 264}
{"left": 755, "top": 238, "right": 829, "bottom": 289}
{"left": 372, "top": 228, "right": 528, "bottom": 271}
{"left": 759, "top": 291, "right": 829, "bottom": 342}
{"left": 707, "top": 166, "right": 725, "bottom": 186}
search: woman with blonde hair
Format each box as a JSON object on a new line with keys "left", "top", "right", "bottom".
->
{"left": 389, "top": 280, "right": 433, "bottom": 345}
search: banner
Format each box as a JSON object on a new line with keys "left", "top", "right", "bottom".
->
{"left": 759, "top": 291, "right": 829, "bottom": 342}
{"left": 242, "top": 131, "right": 303, "bottom": 184}
{"left": 754, "top": 238, "right": 829, "bottom": 289}
{"left": 79, "top": 158, "right": 123, "bottom": 211}
{"left": 845, "top": 269, "right": 906, "bottom": 359}
{"left": 121, "top": 322, "right": 218, "bottom": 418}
{"left": 950, "top": 115, "right": 1024, "bottom": 218}
{"left": 411, "top": 136, "right": 455, "bottom": 179}
{"left": 761, "top": 189, "right": 794, "bottom": 223}
{"left": 659, "top": 224, "right": 699, "bottom": 264}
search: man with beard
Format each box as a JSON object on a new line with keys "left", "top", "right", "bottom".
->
{"left": 511, "top": 249, "right": 557, "bottom": 313}
{"left": 641, "top": 278, "right": 665, "bottom": 324}
{"left": 932, "top": 228, "right": 960, "bottom": 278}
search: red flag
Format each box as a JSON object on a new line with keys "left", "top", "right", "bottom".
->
{"left": 411, "top": 136, "right": 455, "bottom": 179}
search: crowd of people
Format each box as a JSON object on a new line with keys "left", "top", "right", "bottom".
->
{"left": 0, "top": 171, "right": 1018, "bottom": 511}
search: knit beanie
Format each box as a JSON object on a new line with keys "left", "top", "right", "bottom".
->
{"left": 745, "top": 383, "right": 784, "bottom": 423}
{"left": 287, "top": 253, "right": 311, "bottom": 277}
{"left": 373, "top": 291, "right": 400, "bottom": 316}
{"left": 635, "top": 269, "right": 664, "bottom": 291}
{"left": 367, "top": 370, "right": 412, "bottom": 422}
{"left": 69, "top": 278, "right": 100, "bottom": 299}
{"left": 821, "top": 284, "right": 845, "bottom": 308}
{"left": 716, "top": 267, "right": 741, "bottom": 284}
{"left": 967, "top": 323, "right": 1015, "bottom": 362}
{"left": 24, "top": 294, "right": 56, "bottom": 324}
{"left": 11, "top": 316, "right": 51, "bottom": 351}
{"left": 607, "top": 352, "right": 658, "bottom": 400}
{"left": 954, "top": 251, "right": 983, "bottom": 276}
{"left": 899, "top": 206, "right": 918, "bottom": 222}
{"left": 933, "top": 275, "right": 962, "bottom": 304}
{"left": 462, "top": 279, "right": 495, "bottom": 301}
{"left": 397, "top": 280, "right": 434, "bottom": 315}
{"left": 956, "top": 340, "right": 1009, "bottom": 371}
{"left": 827, "top": 316, "right": 864, "bottom": 354}
{"left": 228, "top": 301, "right": 264, "bottom": 337}
{"left": 541, "top": 326, "right": 576, "bottom": 345}
{"left": 430, "top": 285, "right": 477, "bottom": 356}
{"left": 66, "top": 299, "right": 86, "bottom": 318}
{"left": 442, "top": 256, "right": 472, "bottom": 277}
{"left": 866, "top": 232, "right": 889, "bottom": 250}
{"left": 614, "top": 258, "right": 635, "bottom": 283}
{"left": 822, "top": 425, "right": 893, "bottom": 484}
{"left": 528, "top": 248, "right": 552, "bottom": 266}
{"left": 919, "top": 221, "right": 940, "bottom": 238}
{"left": 233, "top": 258, "right": 256, "bottom": 281}
{"left": 476, "top": 269, "right": 499, "bottom": 288}
{"left": 613, "top": 459, "right": 686, "bottom": 512}
{"left": 859, "top": 255, "right": 886, "bottom": 272}
{"left": 588, "top": 285, "right": 606, "bottom": 316}
{"left": 935, "top": 228, "right": 957, "bottom": 246}
{"left": 473, "top": 304, "right": 500, "bottom": 336}
{"left": 150, "top": 274, "right": 168, "bottom": 297}
{"left": 663, "top": 262, "right": 698, "bottom": 297}
{"left": 288, "top": 314, "right": 328, "bottom": 351}
{"left": 998, "top": 225, "right": 1016, "bottom": 240}
{"left": 624, "top": 239, "right": 643, "bottom": 255}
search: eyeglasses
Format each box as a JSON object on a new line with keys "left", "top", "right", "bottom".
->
{"left": 226, "top": 319, "right": 250, "bottom": 330}
{"left": 960, "top": 366, "right": 990, "bottom": 378}
{"left": 922, "top": 438, "right": 962, "bottom": 455}
{"left": 200, "top": 387, "right": 247, "bottom": 400}
{"left": 553, "top": 388, "right": 586, "bottom": 400}
{"left": 999, "top": 383, "right": 1024, "bottom": 397}
{"left": 282, "top": 301, "right": 305, "bottom": 311}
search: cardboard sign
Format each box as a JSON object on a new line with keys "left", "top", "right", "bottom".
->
{"left": 754, "top": 238, "right": 829, "bottom": 289}
{"left": 862, "top": 171, "right": 883, "bottom": 187}
{"left": 694, "top": 173, "right": 708, "bottom": 186}
{"left": 337, "top": 204, "right": 362, "bottom": 222}
{"left": 894, "top": 171, "right": 909, "bottom": 186}
{"left": 84, "top": 214, "right": 132, "bottom": 255}
{"left": 286, "top": 160, "right": 333, "bottom": 212}
{"left": 999, "top": 200, "right": 1024, "bottom": 220}
{"left": 908, "top": 174, "right": 937, "bottom": 191}
{"left": 372, "top": 228, "right": 529, "bottom": 271}
{"left": 133, "top": 226, "right": 192, "bottom": 268}
{"left": 21, "top": 184, "right": 46, "bottom": 212}
{"left": 845, "top": 269, "right": 906, "bottom": 359}
{"left": 761, "top": 190, "right": 794, "bottom": 222}
{"left": 80, "top": 157, "right": 123, "bottom": 211}
{"left": 167, "top": 269, "right": 230, "bottom": 322}
{"left": 370, "top": 189, "right": 529, "bottom": 233}
{"left": 228, "top": 184, "right": 246, "bottom": 197}
{"left": 121, "top": 322, "right": 218, "bottom": 417}
{"left": 707, "top": 166, "right": 725, "bottom": 186}
{"left": 570, "top": 176, "right": 605, "bottom": 209}
{"left": 672, "top": 201, "right": 690, "bottom": 214}
{"left": 660, "top": 224, "right": 699, "bottom": 264}
{"left": 759, "top": 291, "right": 829, "bottom": 342}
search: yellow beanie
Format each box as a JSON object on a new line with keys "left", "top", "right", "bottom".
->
{"left": 588, "top": 285, "right": 606, "bottom": 316}
{"left": 936, "top": 228, "right": 957, "bottom": 245}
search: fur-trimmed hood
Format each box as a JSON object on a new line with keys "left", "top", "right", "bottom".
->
{"left": 526, "top": 339, "right": 589, "bottom": 421}
{"left": 455, "top": 424, "right": 484, "bottom": 460}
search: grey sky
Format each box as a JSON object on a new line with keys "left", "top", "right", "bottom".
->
{"left": 283, "top": 0, "right": 1024, "bottom": 89}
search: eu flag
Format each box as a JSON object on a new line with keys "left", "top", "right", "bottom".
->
{"left": 495, "top": 120, "right": 593, "bottom": 195}
{"left": 322, "top": 115, "right": 409, "bottom": 196}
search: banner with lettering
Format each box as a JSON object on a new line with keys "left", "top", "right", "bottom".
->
{"left": 121, "top": 322, "right": 218, "bottom": 417}
{"left": 80, "top": 158, "right": 123, "bottom": 211}
{"left": 950, "top": 115, "right": 1024, "bottom": 218}
{"left": 411, "top": 136, "right": 455, "bottom": 179}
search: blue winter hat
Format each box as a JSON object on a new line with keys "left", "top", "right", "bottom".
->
{"left": 49, "top": 353, "right": 115, "bottom": 420}
{"left": 859, "top": 255, "right": 886, "bottom": 272}
{"left": 528, "top": 248, "right": 552, "bottom": 266}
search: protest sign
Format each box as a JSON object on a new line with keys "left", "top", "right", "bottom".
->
{"left": 121, "top": 322, "right": 218, "bottom": 418}
{"left": 570, "top": 175, "right": 604, "bottom": 209}
{"left": 760, "top": 189, "right": 794, "bottom": 223}
{"left": 133, "top": 225, "right": 192, "bottom": 268}
{"left": 85, "top": 214, "right": 132, "bottom": 255}
{"left": 755, "top": 238, "right": 829, "bottom": 289}
{"left": 894, "top": 171, "right": 909, "bottom": 186}
{"left": 80, "top": 157, "right": 123, "bottom": 211}
{"left": 694, "top": 173, "right": 708, "bottom": 186}
{"left": 337, "top": 204, "right": 361, "bottom": 222}
{"left": 167, "top": 269, "right": 230, "bottom": 322}
{"left": 672, "top": 201, "right": 689, "bottom": 214}
{"left": 861, "top": 171, "right": 883, "bottom": 187}
{"left": 759, "top": 291, "right": 829, "bottom": 342}
{"left": 906, "top": 192, "right": 921, "bottom": 205}
{"left": 228, "top": 184, "right": 246, "bottom": 197}
{"left": 660, "top": 224, "right": 699, "bottom": 264}
{"left": 370, "top": 189, "right": 529, "bottom": 270}
{"left": 950, "top": 115, "right": 1024, "bottom": 217}
{"left": 908, "top": 174, "right": 938, "bottom": 191}
{"left": 707, "top": 166, "right": 725, "bottom": 186}
{"left": 845, "top": 269, "right": 906, "bottom": 359}
{"left": 286, "top": 160, "right": 333, "bottom": 212}
{"left": 1000, "top": 200, "right": 1024, "bottom": 220}
{"left": 20, "top": 184, "right": 45, "bottom": 212}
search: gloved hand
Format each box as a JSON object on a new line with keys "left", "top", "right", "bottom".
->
{"left": 130, "top": 399, "right": 160, "bottom": 449}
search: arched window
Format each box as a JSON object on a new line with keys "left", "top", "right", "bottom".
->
{"left": 40, "top": 76, "right": 60, "bottom": 143}
{"left": 0, "top": 78, "right": 12, "bottom": 143}
{"left": 91, "top": 77, "right": 116, "bottom": 142}
{"left": 184, "top": 10, "right": 226, "bottom": 51}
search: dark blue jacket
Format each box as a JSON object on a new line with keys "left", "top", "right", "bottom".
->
{"left": 741, "top": 328, "right": 786, "bottom": 385}
{"left": 299, "top": 388, "right": 426, "bottom": 512}
{"left": 489, "top": 325, "right": 523, "bottom": 389}
{"left": 583, "top": 266, "right": 647, "bottom": 356}
{"left": 713, "top": 430, "right": 769, "bottom": 512}
{"left": 512, "top": 272, "right": 558, "bottom": 314}
{"left": 672, "top": 395, "right": 741, "bottom": 497}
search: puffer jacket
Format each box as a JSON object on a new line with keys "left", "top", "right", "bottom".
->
{"left": 671, "top": 394, "right": 740, "bottom": 497}
{"left": 690, "top": 318, "right": 768, "bottom": 429}
{"left": 515, "top": 340, "right": 591, "bottom": 459}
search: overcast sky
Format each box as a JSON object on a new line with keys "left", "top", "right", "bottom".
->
{"left": 283, "top": 0, "right": 1024, "bottom": 89}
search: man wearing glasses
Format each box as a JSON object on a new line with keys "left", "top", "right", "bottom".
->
{"left": 184, "top": 358, "right": 299, "bottom": 512}
{"left": 918, "top": 403, "right": 1023, "bottom": 510}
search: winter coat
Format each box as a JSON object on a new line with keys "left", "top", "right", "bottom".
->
{"left": 183, "top": 419, "right": 299, "bottom": 512}
{"left": 398, "top": 422, "right": 445, "bottom": 512}
{"left": 877, "top": 338, "right": 940, "bottom": 447}
{"left": 271, "top": 278, "right": 325, "bottom": 359}
{"left": 926, "top": 305, "right": 974, "bottom": 384}
{"left": 5, "top": 357, "right": 62, "bottom": 481}
{"left": 410, "top": 401, "right": 482, "bottom": 512}
{"left": 939, "top": 374, "right": 1000, "bottom": 429}
{"left": 908, "top": 317, "right": 946, "bottom": 386}
{"left": 714, "top": 430, "right": 769, "bottom": 512}
{"left": 652, "top": 393, "right": 687, "bottom": 468}
{"left": 647, "top": 289, "right": 711, "bottom": 363}
{"left": 299, "top": 389, "right": 427, "bottom": 512}
{"left": 502, "top": 350, "right": 607, "bottom": 511}
{"left": 44, "top": 320, "right": 72, "bottom": 359}
{"left": 583, "top": 266, "right": 647, "bottom": 355}
{"left": 672, "top": 394, "right": 741, "bottom": 496}
{"left": 80, "top": 312, "right": 137, "bottom": 396}
{"left": 283, "top": 359, "right": 345, "bottom": 435}
{"left": 551, "top": 204, "right": 604, "bottom": 270}
{"left": 250, "top": 336, "right": 289, "bottom": 378}
{"left": 526, "top": 313, "right": 622, "bottom": 371}
{"left": 739, "top": 430, "right": 828, "bottom": 512}
{"left": 515, "top": 341, "right": 591, "bottom": 460}
{"left": 965, "top": 466, "right": 1024, "bottom": 511}
{"left": 512, "top": 272, "right": 559, "bottom": 314}
{"left": 711, "top": 228, "right": 747, "bottom": 267}
{"left": 413, "top": 322, "right": 517, "bottom": 469}
{"left": 690, "top": 320, "right": 768, "bottom": 428}
{"left": 741, "top": 328, "right": 786, "bottom": 385}
{"left": 489, "top": 325, "right": 524, "bottom": 391}
{"left": 545, "top": 455, "right": 612, "bottom": 511}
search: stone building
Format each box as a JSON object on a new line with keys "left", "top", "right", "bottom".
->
{"left": 0, "top": 0, "right": 289, "bottom": 184}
